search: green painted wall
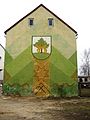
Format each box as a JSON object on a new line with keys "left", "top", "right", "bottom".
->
{"left": 4, "top": 5, "right": 78, "bottom": 97}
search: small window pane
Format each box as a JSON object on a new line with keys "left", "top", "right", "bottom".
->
{"left": 29, "top": 19, "right": 34, "bottom": 25}
{"left": 79, "top": 78, "right": 82, "bottom": 82}
{"left": 49, "top": 19, "right": 52, "bottom": 25}
{"left": 48, "top": 19, "right": 53, "bottom": 26}
{"left": 85, "top": 78, "right": 87, "bottom": 82}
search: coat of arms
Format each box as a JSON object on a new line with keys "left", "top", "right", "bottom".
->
{"left": 32, "top": 36, "right": 52, "bottom": 60}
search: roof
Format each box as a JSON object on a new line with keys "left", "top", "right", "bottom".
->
{"left": 0, "top": 44, "right": 5, "bottom": 50}
{"left": 78, "top": 76, "right": 90, "bottom": 78}
{"left": 4, "top": 4, "right": 77, "bottom": 35}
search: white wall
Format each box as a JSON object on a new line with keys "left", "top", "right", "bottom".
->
{"left": 0, "top": 45, "right": 5, "bottom": 80}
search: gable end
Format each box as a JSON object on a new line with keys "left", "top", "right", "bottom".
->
{"left": 4, "top": 4, "right": 77, "bottom": 35}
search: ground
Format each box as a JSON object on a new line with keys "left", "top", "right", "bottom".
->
{"left": 0, "top": 96, "right": 90, "bottom": 120}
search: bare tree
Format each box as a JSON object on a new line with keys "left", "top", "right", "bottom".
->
{"left": 80, "top": 49, "right": 90, "bottom": 76}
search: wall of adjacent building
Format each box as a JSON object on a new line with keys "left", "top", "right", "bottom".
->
{"left": 0, "top": 46, "right": 5, "bottom": 80}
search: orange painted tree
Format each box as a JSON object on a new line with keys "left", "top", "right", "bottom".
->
{"left": 34, "top": 38, "right": 49, "bottom": 53}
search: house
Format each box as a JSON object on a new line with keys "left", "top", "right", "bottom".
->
{"left": 0, "top": 44, "right": 5, "bottom": 95}
{"left": 0, "top": 56, "right": 2, "bottom": 77}
{"left": 0, "top": 55, "right": 2, "bottom": 93}
{"left": 78, "top": 76, "right": 90, "bottom": 83}
{"left": 0, "top": 44, "right": 4, "bottom": 83}
{"left": 4, "top": 4, "right": 78, "bottom": 97}
{"left": 78, "top": 76, "right": 90, "bottom": 97}
{"left": 0, "top": 56, "right": 2, "bottom": 72}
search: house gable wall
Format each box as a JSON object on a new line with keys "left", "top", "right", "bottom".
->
{"left": 6, "top": 6, "right": 76, "bottom": 59}
{"left": 4, "top": 6, "right": 78, "bottom": 97}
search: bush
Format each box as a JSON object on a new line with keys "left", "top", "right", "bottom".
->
{"left": 50, "top": 83, "right": 78, "bottom": 97}
{"left": 3, "top": 83, "right": 32, "bottom": 96}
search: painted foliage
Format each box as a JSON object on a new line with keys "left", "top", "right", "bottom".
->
{"left": 4, "top": 4, "right": 78, "bottom": 97}
{"left": 32, "top": 36, "right": 51, "bottom": 60}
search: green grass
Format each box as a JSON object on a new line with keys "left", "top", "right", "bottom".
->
{"left": 51, "top": 83, "right": 78, "bottom": 97}
{"left": 33, "top": 52, "right": 50, "bottom": 59}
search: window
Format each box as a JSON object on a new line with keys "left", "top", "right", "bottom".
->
{"left": 29, "top": 18, "right": 34, "bottom": 26}
{"left": 85, "top": 78, "right": 87, "bottom": 82}
{"left": 48, "top": 18, "right": 54, "bottom": 26}
{"left": 79, "top": 78, "right": 82, "bottom": 82}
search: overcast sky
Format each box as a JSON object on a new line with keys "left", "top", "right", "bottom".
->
{"left": 0, "top": 0, "right": 90, "bottom": 73}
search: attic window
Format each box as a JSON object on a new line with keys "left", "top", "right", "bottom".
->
{"left": 48, "top": 18, "right": 54, "bottom": 26}
{"left": 29, "top": 18, "right": 34, "bottom": 26}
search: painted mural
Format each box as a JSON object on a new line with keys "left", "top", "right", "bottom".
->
{"left": 32, "top": 37, "right": 51, "bottom": 60}
{"left": 3, "top": 4, "right": 78, "bottom": 97}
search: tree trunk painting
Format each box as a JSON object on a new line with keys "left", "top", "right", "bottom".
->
{"left": 32, "top": 58, "right": 50, "bottom": 97}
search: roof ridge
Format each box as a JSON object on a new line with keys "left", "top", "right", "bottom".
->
{"left": 4, "top": 4, "right": 77, "bottom": 34}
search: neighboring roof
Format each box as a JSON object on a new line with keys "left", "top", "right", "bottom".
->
{"left": 78, "top": 76, "right": 90, "bottom": 78}
{"left": 0, "top": 44, "right": 5, "bottom": 50}
{"left": 4, "top": 4, "right": 77, "bottom": 34}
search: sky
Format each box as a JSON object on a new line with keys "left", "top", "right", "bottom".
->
{"left": 0, "top": 0, "right": 90, "bottom": 76}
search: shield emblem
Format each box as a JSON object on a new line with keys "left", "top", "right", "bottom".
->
{"left": 32, "top": 36, "right": 52, "bottom": 60}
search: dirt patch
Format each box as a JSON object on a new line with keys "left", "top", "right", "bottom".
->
{"left": 0, "top": 96, "right": 90, "bottom": 120}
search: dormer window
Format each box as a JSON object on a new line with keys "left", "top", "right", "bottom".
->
{"left": 48, "top": 18, "right": 54, "bottom": 26}
{"left": 29, "top": 18, "right": 34, "bottom": 26}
